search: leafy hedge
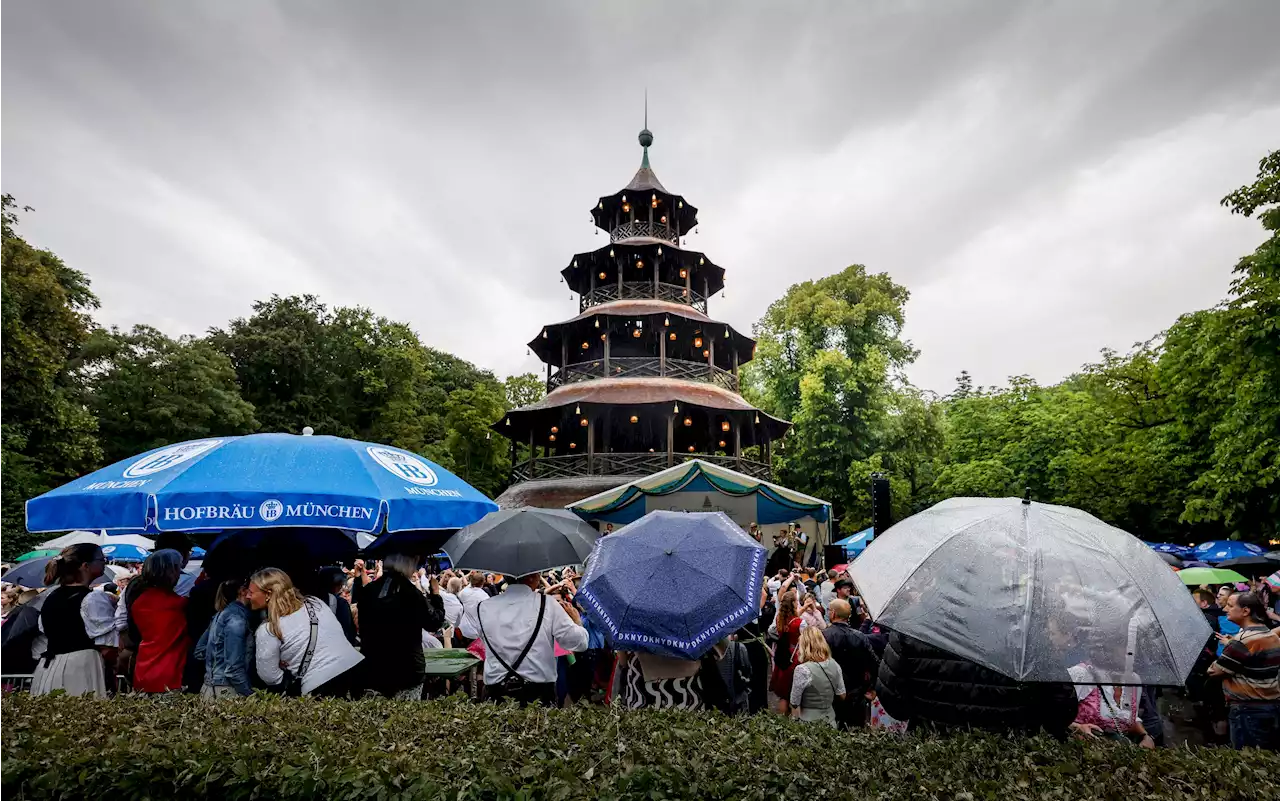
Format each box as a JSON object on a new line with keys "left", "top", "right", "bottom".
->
{"left": 3, "top": 694, "right": 1278, "bottom": 800}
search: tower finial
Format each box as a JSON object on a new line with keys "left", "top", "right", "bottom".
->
{"left": 638, "top": 89, "right": 653, "bottom": 168}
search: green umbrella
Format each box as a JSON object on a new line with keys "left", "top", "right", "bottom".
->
{"left": 14, "top": 548, "right": 60, "bottom": 563}
{"left": 1177, "top": 567, "right": 1247, "bottom": 586}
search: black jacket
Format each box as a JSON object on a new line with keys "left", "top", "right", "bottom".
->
{"left": 823, "top": 622, "right": 878, "bottom": 696}
{"left": 357, "top": 574, "right": 446, "bottom": 696}
{"left": 1, "top": 603, "right": 42, "bottom": 674}
{"left": 876, "top": 632, "right": 1079, "bottom": 737}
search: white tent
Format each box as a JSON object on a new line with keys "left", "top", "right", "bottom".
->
{"left": 39, "top": 530, "right": 155, "bottom": 550}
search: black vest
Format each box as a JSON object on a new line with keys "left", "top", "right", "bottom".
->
{"left": 40, "top": 585, "right": 95, "bottom": 662}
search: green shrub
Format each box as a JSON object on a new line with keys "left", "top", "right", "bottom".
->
{"left": 3, "top": 694, "right": 1277, "bottom": 800}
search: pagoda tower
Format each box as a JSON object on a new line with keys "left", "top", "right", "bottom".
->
{"left": 493, "top": 123, "right": 790, "bottom": 509}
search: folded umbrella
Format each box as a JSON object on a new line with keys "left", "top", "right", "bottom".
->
{"left": 577, "top": 510, "right": 766, "bottom": 660}
{"left": 442, "top": 507, "right": 598, "bottom": 577}
{"left": 850, "top": 497, "right": 1209, "bottom": 686}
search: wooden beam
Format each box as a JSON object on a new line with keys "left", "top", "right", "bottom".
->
{"left": 667, "top": 414, "right": 675, "bottom": 468}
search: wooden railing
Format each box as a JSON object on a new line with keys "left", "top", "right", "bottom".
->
{"left": 548, "top": 357, "right": 738, "bottom": 392}
{"left": 510, "top": 452, "right": 772, "bottom": 483}
{"left": 610, "top": 220, "right": 679, "bottom": 244}
{"left": 580, "top": 282, "right": 707, "bottom": 314}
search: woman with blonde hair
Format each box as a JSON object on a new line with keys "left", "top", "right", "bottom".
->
{"left": 248, "top": 567, "right": 363, "bottom": 697}
{"left": 789, "top": 625, "right": 846, "bottom": 727}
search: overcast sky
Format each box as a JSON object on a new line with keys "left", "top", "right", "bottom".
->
{"left": 4, "top": 1, "right": 1278, "bottom": 395}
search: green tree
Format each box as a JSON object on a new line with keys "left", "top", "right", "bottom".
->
{"left": 931, "top": 459, "right": 1018, "bottom": 499}
{"left": 744, "top": 265, "right": 916, "bottom": 521}
{"left": 86, "top": 325, "right": 258, "bottom": 464}
{"left": 1, "top": 196, "right": 102, "bottom": 557}
{"left": 503, "top": 373, "right": 545, "bottom": 409}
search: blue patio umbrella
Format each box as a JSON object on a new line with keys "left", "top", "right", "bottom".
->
{"left": 25, "top": 433, "right": 498, "bottom": 534}
{"left": 1192, "top": 540, "right": 1264, "bottom": 564}
{"left": 577, "top": 510, "right": 766, "bottom": 660}
{"left": 1144, "top": 542, "right": 1195, "bottom": 559}
{"left": 100, "top": 543, "right": 149, "bottom": 563}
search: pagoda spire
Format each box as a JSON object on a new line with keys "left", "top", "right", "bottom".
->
{"left": 638, "top": 89, "right": 653, "bottom": 169}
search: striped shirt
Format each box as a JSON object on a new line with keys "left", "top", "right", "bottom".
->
{"left": 1213, "top": 625, "right": 1280, "bottom": 704}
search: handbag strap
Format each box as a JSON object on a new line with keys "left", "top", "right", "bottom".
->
{"left": 479, "top": 593, "right": 547, "bottom": 683}
{"left": 296, "top": 599, "right": 320, "bottom": 680}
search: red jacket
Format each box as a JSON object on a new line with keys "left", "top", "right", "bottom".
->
{"left": 132, "top": 588, "right": 189, "bottom": 693}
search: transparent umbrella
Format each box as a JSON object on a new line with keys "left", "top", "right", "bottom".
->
{"left": 849, "top": 497, "right": 1210, "bottom": 686}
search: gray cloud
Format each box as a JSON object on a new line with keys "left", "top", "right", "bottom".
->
{"left": 3, "top": 0, "right": 1277, "bottom": 395}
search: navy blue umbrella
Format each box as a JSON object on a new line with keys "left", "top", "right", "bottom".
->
{"left": 577, "top": 510, "right": 766, "bottom": 660}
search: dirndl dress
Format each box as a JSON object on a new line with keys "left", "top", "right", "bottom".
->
{"left": 31, "top": 649, "right": 109, "bottom": 698}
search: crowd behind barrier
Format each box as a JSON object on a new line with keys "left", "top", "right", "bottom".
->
{"left": 2, "top": 535, "right": 1278, "bottom": 751}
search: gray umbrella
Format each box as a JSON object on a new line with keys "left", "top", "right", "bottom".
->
{"left": 849, "top": 497, "right": 1210, "bottom": 687}
{"left": 1, "top": 557, "right": 111, "bottom": 588}
{"left": 441, "top": 507, "right": 599, "bottom": 577}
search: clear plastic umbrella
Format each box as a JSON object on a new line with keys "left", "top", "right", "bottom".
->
{"left": 849, "top": 497, "right": 1210, "bottom": 686}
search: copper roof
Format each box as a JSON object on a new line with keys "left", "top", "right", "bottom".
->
{"left": 528, "top": 303, "right": 755, "bottom": 365}
{"left": 496, "top": 476, "right": 631, "bottom": 510}
{"left": 520, "top": 377, "right": 776, "bottom": 417}
{"left": 624, "top": 165, "right": 668, "bottom": 194}
{"left": 561, "top": 243, "right": 726, "bottom": 297}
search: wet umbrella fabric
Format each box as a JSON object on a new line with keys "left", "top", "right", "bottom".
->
{"left": 1144, "top": 542, "right": 1194, "bottom": 558}
{"left": 576, "top": 510, "right": 767, "bottom": 661}
{"left": 25, "top": 433, "right": 498, "bottom": 534}
{"left": 849, "top": 497, "right": 1210, "bottom": 686}
{"left": 1192, "top": 540, "right": 1265, "bottom": 564}
{"left": 442, "top": 508, "right": 598, "bottom": 578}
{"left": 201, "top": 527, "right": 360, "bottom": 583}
{"left": 1, "top": 558, "right": 110, "bottom": 589}
{"left": 1155, "top": 552, "right": 1183, "bottom": 567}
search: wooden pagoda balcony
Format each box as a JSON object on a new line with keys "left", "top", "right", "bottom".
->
{"left": 511, "top": 452, "right": 772, "bottom": 484}
{"left": 548, "top": 357, "right": 738, "bottom": 392}
{"left": 610, "top": 220, "right": 679, "bottom": 245}
{"left": 580, "top": 282, "right": 707, "bottom": 314}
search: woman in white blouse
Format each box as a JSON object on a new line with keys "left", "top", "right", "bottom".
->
{"left": 247, "top": 567, "right": 364, "bottom": 697}
{"left": 31, "top": 544, "right": 119, "bottom": 698}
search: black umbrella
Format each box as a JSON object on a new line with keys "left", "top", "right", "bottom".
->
{"left": 1, "top": 557, "right": 111, "bottom": 589}
{"left": 202, "top": 527, "right": 360, "bottom": 591}
{"left": 441, "top": 507, "right": 598, "bottom": 577}
{"left": 1156, "top": 552, "right": 1183, "bottom": 567}
{"left": 1214, "top": 554, "right": 1280, "bottom": 576}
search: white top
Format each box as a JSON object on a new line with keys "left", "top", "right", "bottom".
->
{"left": 175, "top": 572, "right": 197, "bottom": 597}
{"left": 790, "top": 658, "right": 847, "bottom": 708}
{"left": 39, "top": 588, "right": 118, "bottom": 647}
{"left": 456, "top": 585, "right": 490, "bottom": 638}
{"left": 255, "top": 597, "right": 364, "bottom": 695}
{"left": 440, "top": 592, "right": 464, "bottom": 629}
{"left": 476, "top": 585, "right": 587, "bottom": 685}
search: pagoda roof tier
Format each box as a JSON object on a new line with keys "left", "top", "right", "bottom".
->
{"left": 591, "top": 128, "right": 699, "bottom": 236}
{"left": 529, "top": 300, "right": 755, "bottom": 367}
{"left": 494, "top": 377, "right": 790, "bottom": 441}
{"left": 495, "top": 475, "right": 632, "bottom": 510}
{"left": 561, "top": 242, "right": 725, "bottom": 298}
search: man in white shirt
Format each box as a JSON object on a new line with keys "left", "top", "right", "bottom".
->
{"left": 476, "top": 572, "right": 588, "bottom": 707}
{"left": 456, "top": 572, "right": 491, "bottom": 641}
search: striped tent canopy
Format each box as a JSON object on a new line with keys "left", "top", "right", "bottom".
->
{"left": 566, "top": 459, "right": 830, "bottom": 528}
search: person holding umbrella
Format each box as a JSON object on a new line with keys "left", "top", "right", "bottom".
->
{"left": 475, "top": 571, "right": 588, "bottom": 707}
{"left": 357, "top": 554, "right": 446, "bottom": 700}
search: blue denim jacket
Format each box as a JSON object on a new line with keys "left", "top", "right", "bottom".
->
{"left": 194, "top": 600, "right": 256, "bottom": 696}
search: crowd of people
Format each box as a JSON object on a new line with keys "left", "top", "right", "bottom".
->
{"left": 2, "top": 537, "right": 1278, "bottom": 752}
